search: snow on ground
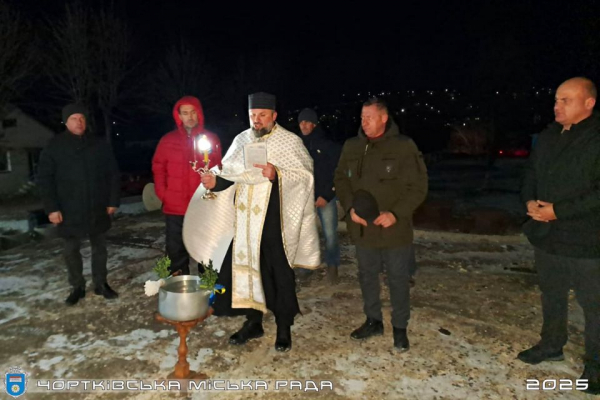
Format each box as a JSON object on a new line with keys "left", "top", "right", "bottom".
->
{"left": 0, "top": 219, "right": 29, "bottom": 232}
{"left": 0, "top": 160, "right": 594, "bottom": 400}
{"left": 0, "top": 208, "right": 593, "bottom": 399}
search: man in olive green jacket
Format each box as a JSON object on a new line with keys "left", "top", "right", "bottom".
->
{"left": 334, "top": 97, "right": 428, "bottom": 351}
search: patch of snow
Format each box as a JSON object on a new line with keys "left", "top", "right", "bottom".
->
{"left": 131, "top": 270, "right": 158, "bottom": 285}
{"left": 0, "top": 253, "right": 27, "bottom": 260}
{"left": 109, "top": 329, "right": 171, "bottom": 350}
{"left": 116, "top": 202, "right": 146, "bottom": 215}
{"left": 0, "top": 276, "right": 44, "bottom": 297}
{"left": 159, "top": 338, "right": 180, "bottom": 370}
{"left": 45, "top": 333, "right": 108, "bottom": 351}
{"left": 190, "top": 348, "right": 214, "bottom": 370}
{"left": 0, "top": 219, "right": 28, "bottom": 232}
{"left": 0, "top": 301, "right": 28, "bottom": 325}
{"left": 109, "top": 246, "right": 160, "bottom": 264}
{"left": 37, "top": 356, "right": 64, "bottom": 371}
{"left": 30, "top": 291, "right": 64, "bottom": 302}
{"left": 31, "top": 260, "right": 55, "bottom": 272}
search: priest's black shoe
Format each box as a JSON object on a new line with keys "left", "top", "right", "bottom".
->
{"left": 393, "top": 327, "right": 410, "bottom": 352}
{"left": 65, "top": 287, "right": 85, "bottom": 306}
{"left": 229, "top": 321, "right": 264, "bottom": 345}
{"left": 350, "top": 318, "right": 383, "bottom": 340}
{"left": 94, "top": 283, "right": 119, "bottom": 300}
{"left": 275, "top": 324, "right": 292, "bottom": 352}
{"left": 581, "top": 362, "right": 600, "bottom": 395}
{"left": 517, "top": 344, "right": 564, "bottom": 365}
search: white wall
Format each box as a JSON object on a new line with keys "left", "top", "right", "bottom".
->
{"left": 0, "top": 107, "right": 55, "bottom": 196}
{"left": 0, "top": 149, "right": 30, "bottom": 195}
{"left": 0, "top": 107, "right": 55, "bottom": 149}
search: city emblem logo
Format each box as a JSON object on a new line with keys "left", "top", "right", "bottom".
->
{"left": 4, "top": 367, "right": 28, "bottom": 398}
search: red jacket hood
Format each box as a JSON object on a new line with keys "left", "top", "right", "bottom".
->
{"left": 172, "top": 96, "right": 205, "bottom": 136}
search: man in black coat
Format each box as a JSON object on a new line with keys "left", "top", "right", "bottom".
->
{"left": 38, "top": 104, "right": 121, "bottom": 306}
{"left": 298, "top": 108, "right": 342, "bottom": 284}
{"left": 519, "top": 77, "right": 600, "bottom": 395}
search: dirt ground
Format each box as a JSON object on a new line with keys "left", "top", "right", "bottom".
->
{"left": 0, "top": 210, "right": 596, "bottom": 399}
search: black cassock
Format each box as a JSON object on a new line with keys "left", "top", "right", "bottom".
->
{"left": 211, "top": 176, "right": 300, "bottom": 326}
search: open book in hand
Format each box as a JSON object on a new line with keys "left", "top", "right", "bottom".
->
{"left": 244, "top": 142, "right": 268, "bottom": 170}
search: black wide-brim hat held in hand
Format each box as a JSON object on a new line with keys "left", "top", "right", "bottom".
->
{"left": 352, "top": 189, "right": 379, "bottom": 223}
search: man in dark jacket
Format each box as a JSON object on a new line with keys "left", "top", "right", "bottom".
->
{"left": 519, "top": 77, "right": 600, "bottom": 395}
{"left": 334, "top": 97, "right": 428, "bottom": 352}
{"left": 298, "top": 108, "right": 342, "bottom": 284}
{"left": 152, "top": 96, "right": 222, "bottom": 275}
{"left": 38, "top": 104, "right": 120, "bottom": 305}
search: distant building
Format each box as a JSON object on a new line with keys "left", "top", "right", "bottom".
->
{"left": 0, "top": 106, "right": 55, "bottom": 196}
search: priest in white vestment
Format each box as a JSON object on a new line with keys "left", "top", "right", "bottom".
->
{"left": 194, "top": 92, "right": 320, "bottom": 352}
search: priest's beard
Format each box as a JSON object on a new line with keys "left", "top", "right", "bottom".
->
{"left": 252, "top": 122, "right": 274, "bottom": 138}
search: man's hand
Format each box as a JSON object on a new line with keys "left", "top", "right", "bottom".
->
{"left": 526, "top": 200, "right": 539, "bottom": 214}
{"left": 374, "top": 211, "right": 397, "bottom": 228}
{"left": 526, "top": 200, "right": 545, "bottom": 222}
{"left": 315, "top": 196, "right": 328, "bottom": 208}
{"left": 201, "top": 172, "right": 216, "bottom": 189}
{"left": 536, "top": 200, "right": 557, "bottom": 221}
{"left": 107, "top": 207, "right": 118, "bottom": 215}
{"left": 254, "top": 163, "right": 276, "bottom": 181}
{"left": 49, "top": 211, "right": 63, "bottom": 225}
{"left": 526, "top": 199, "right": 557, "bottom": 222}
{"left": 350, "top": 208, "right": 367, "bottom": 227}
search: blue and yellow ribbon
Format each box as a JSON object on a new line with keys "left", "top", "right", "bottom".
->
{"left": 209, "top": 284, "right": 226, "bottom": 305}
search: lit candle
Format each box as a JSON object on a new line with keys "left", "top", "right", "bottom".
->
{"left": 197, "top": 135, "right": 211, "bottom": 168}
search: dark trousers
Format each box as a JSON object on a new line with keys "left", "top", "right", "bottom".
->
{"left": 408, "top": 245, "right": 417, "bottom": 277}
{"left": 356, "top": 245, "right": 412, "bottom": 329}
{"left": 165, "top": 214, "right": 199, "bottom": 275}
{"left": 63, "top": 233, "right": 108, "bottom": 289}
{"left": 535, "top": 248, "right": 600, "bottom": 362}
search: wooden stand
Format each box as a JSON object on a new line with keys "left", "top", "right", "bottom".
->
{"left": 155, "top": 308, "right": 213, "bottom": 380}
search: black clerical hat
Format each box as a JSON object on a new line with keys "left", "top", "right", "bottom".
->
{"left": 248, "top": 92, "right": 276, "bottom": 110}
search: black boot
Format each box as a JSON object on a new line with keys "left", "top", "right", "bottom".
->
{"left": 393, "top": 327, "right": 410, "bottom": 352}
{"left": 350, "top": 318, "right": 383, "bottom": 340}
{"left": 229, "top": 319, "right": 264, "bottom": 345}
{"left": 517, "top": 344, "right": 564, "bottom": 365}
{"left": 581, "top": 361, "right": 600, "bottom": 395}
{"left": 65, "top": 287, "right": 85, "bottom": 306}
{"left": 275, "top": 324, "right": 292, "bottom": 352}
{"left": 94, "top": 283, "right": 119, "bottom": 300}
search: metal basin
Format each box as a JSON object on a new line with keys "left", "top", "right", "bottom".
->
{"left": 158, "top": 275, "right": 211, "bottom": 321}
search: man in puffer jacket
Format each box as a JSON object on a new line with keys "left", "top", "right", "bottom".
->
{"left": 334, "top": 97, "right": 428, "bottom": 352}
{"left": 152, "top": 96, "right": 222, "bottom": 275}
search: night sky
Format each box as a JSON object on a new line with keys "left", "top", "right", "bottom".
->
{"left": 128, "top": 1, "right": 598, "bottom": 94}
{"left": 14, "top": 0, "right": 600, "bottom": 94}
{"left": 7, "top": 0, "right": 600, "bottom": 167}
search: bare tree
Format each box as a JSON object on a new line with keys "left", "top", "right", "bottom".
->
{"left": 0, "top": 1, "right": 35, "bottom": 116}
{"left": 45, "top": 2, "right": 94, "bottom": 108}
{"left": 143, "top": 39, "right": 213, "bottom": 114}
{"left": 45, "top": 2, "right": 132, "bottom": 142}
{"left": 93, "top": 5, "right": 131, "bottom": 144}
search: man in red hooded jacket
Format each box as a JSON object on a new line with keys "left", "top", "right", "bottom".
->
{"left": 152, "top": 96, "right": 222, "bottom": 275}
